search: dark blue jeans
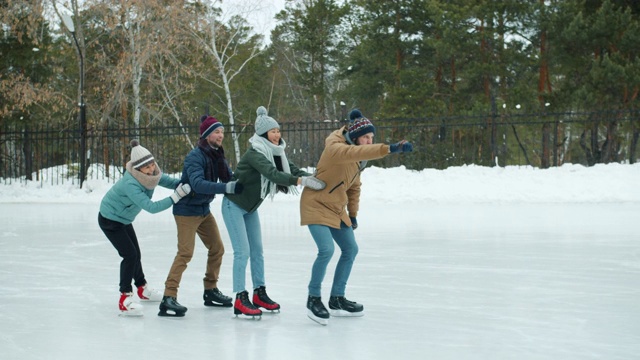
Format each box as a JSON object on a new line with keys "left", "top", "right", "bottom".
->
{"left": 98, "top": 213, "right": 146, "bottom": 293}
{"left": 307, "top": 222, "right": 359, "bottom": 297}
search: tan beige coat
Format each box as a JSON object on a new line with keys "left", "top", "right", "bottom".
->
{"left": 300, "top": 126, "right": 390, "bottom": 229}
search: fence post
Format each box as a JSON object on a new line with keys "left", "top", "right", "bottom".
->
{"left": 24, "top": 126, "right": 32, "bottom": 181}
{"left": 553, "top": 114, "right": 558, "bottom": 167}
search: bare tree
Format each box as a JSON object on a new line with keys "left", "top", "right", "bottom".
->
{"left": 184, "top": 2, "right": 264, "bottom": 163}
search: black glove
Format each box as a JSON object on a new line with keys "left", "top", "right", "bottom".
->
{"left": 350, "top": 216, "right": 358, "bottom": 230}
{"left": 389, "top": 141, "right": 413, "bottom": 154}
{"left": 225, "top": 181, "right": 244, "bottom": 194}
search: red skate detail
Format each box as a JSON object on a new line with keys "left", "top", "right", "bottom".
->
{"left": 252, "top": 294, "right": 280, "bottom": 311}
{"left": 136, "top": 286, "right": 149, "bottom": 300}
{"left": 119, "top": 293, "right": 129, "bottom": 311}
{"left": 234, "top": 298, "right": 262, "bottom": 316}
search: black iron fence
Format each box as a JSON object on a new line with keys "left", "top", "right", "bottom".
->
{"left": 2, "top": 110, "right": 639, "bottom": 185}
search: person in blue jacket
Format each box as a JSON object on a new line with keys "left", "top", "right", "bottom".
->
{"left": 98, "top": 139, "right": 191, "bottom": 316}
{"left": 159, "top": 116, "right": 243, "bottom": 317}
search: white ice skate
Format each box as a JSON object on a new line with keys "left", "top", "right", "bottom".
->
{"left": 137, "top": 285, "right": 162, "bottom": 302}
{"left": 119, "top": 292, "right": 144, "bottom": 316}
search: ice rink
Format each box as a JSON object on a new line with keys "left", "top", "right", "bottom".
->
{"left": 1, "top": 199, "right": 639, "bottom": 360}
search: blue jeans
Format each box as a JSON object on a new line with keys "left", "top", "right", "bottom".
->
{"left": 221, "top": 197, "right": 265, "bottom": 293}
{"left": 307, "top": 223, "right": 359, "bottom": 297}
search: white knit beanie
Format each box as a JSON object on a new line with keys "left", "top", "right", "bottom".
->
{"left": 129, "top": 139, "right": 154, "bottom": 169}
{"left": 254, "top": 106, "right": 279, "bottom": 135}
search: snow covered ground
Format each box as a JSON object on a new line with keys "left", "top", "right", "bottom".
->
{"left": 1, "top": 164, "right": 640, "bottom": 360}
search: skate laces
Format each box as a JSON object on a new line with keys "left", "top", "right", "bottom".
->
{"left": 255, "top": 287, "right": 274, "bottom": 303}
{"left": 342, "top": 297, "right": 355, "bottom": 306}
{"left": 209, "top": 288, "right": 230, "bottom": 301}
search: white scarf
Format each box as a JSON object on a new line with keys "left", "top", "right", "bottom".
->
{"left": 249, "top": 133, "right": 299, "bottom": 199}
{"left": 126, "top": 161, "right": 162, "bottom": 190}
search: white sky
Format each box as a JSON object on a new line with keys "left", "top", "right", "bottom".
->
{"left": 219, "top": 0, "right": 287, "bottom": 40}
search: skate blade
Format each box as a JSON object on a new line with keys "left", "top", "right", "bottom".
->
{"left": 329, "top": 309, "right": 364, "bottom": 317}
{"left": 119, "top": 310, "right": 143, "bottom": 317}
{"left": 307, "top": 310, "right": 328, "bottom": 326}
{"left": 234, "top": 314, "right": 262, "bottom": 320}
{"left": 204, "top": 302, "right": 233, "bottom": 308}
{"left": 262, "top": 309, "right": 280, "bottom": 314}
{"left": 255, "top": 305, "right": 280, "bottom": 313}
{"left": 158, "top": 309, "right": 186, "bottom": 317}
{"left": 139, "top": 297, "right": 162, "bottom": 302}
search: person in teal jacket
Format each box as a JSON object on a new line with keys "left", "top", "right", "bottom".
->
{"left": 221, "top": 106, "right": 325, "bottom": 318}
{"left": 98, "top": 140, "right": 190, "bottom": 316}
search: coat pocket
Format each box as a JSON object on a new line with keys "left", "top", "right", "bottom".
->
{"left": 328, "top": 181, "right": 344, "bottom": 194}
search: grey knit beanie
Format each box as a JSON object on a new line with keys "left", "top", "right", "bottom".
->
{"left": 254, "top": 106, "right": 279, "bottom": 135}
{"left": 129, "top": 139, "right": 154, "bottom": 169}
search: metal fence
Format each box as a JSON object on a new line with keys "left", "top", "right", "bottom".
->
{"left": 2, "top": 110, "right": 639, "bottom": 185}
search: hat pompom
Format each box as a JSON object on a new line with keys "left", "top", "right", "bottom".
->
{"left": 200, "top": 115, "right": 209, "bottom": 123}
{"left": 257, "top": 106, "right": 268, "bottom": 117}
{"left": 130, "top": 139, "right": 140, "bottom": 147}
{"left": 349, "top": 109, "right": 363, "bottom": 121}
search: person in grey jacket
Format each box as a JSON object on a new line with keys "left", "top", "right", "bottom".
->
{"left": 159, "top": 116, "right": 243, "bottom": 317}
{"left": 221, "top": 106, "right": 325, "bottom": 318}
{"left": 98, "top": 139, "right": 190, "bottom": 316}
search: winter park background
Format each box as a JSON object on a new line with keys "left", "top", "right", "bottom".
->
{"left": 1, "top": 164, "right": 640, "bottom": 360}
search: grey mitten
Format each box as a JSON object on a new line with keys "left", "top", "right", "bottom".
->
{"left": 225, "top": 181, "right": 244, "bottom": 194}
{"left": 301, "top": 176, "right": 326, "bottom": 190}
{"left": 170, "top": 183, "right": 191, "bottom": 203}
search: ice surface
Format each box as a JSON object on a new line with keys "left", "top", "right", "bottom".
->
{"left": 1, "top": 198, "right": 639, "bottom": 360}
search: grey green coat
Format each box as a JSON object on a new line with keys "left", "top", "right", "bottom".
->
{"left": 226, "top": 147, "right": 310, "bottom": 213}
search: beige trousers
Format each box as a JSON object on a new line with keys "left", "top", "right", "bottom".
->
{"left": 163, "top": 213, "right": 225, "bottom": 298}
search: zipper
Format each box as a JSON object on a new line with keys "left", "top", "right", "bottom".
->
{"left": 328, "top": 181, "right": 344, "bottom": 194}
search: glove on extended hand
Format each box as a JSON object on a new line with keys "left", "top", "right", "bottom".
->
{"left": 389, "top": 141, "right": 414, "bottom": 154}
{"left": 225, "top": 181, "right": 244, "bottom": 194}
{"left": 170, "top": 183, "right": 191, "bottom": 203}
{"left": 350, "top": 216, "right": 358, "bottom": 230}
{"left": 301, "top": 176, "right": 326, "bottom": 190}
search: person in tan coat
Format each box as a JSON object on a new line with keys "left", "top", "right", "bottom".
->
{"left": 300, "top": 109, "right": 413, "bottom": 325}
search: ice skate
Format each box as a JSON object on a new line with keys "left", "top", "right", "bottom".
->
{"left": 119, "top": 292, "right": 143, "bottom": 317}
{"left": 328, "top": 296, "right": 364, "bottom": 317}
{"left": 307, "top": 296, "right": 329, "bottom": 325}
{"left": 234, "top": 291, "right": 262, "bottom": 320}
{"left": 203, "top": 288, "right": 233, "bottom": 307}
{"left": 252, "top": 286, "right": 280, "bottom": 313}
{"left": 158, "top": 296, "right": 187, "bottom": 317}
{"left": 137, "top": 284, "right": 162, "bottom": 302}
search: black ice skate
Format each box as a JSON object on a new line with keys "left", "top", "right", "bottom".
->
{"left": 307, "top": 296, "right": 329, "bottom": 325}
{"left": 158, "top": 296, "right": 187, "bottom": 317}
{"left": 328, "top": 296, "right": 364, "bottom": 317}
{"left": 234, "top": 291, "right": 262, "bottom": 319}
{"left": 253, "top": 286, "right": 280, "bottom": 312}
{"left": 203, "top": 288, "right": 233, "bottom": 307}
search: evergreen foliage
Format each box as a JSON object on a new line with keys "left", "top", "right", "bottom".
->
{"left": 1, "top": 0, "right": 639, "bottom": 173}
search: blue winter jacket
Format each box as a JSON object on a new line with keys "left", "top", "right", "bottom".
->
{"left": 99, "top": 171, "right": 179, "bottom": 225}
{"left": 172, "top": 146, "right": 232, "bottom": 216}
